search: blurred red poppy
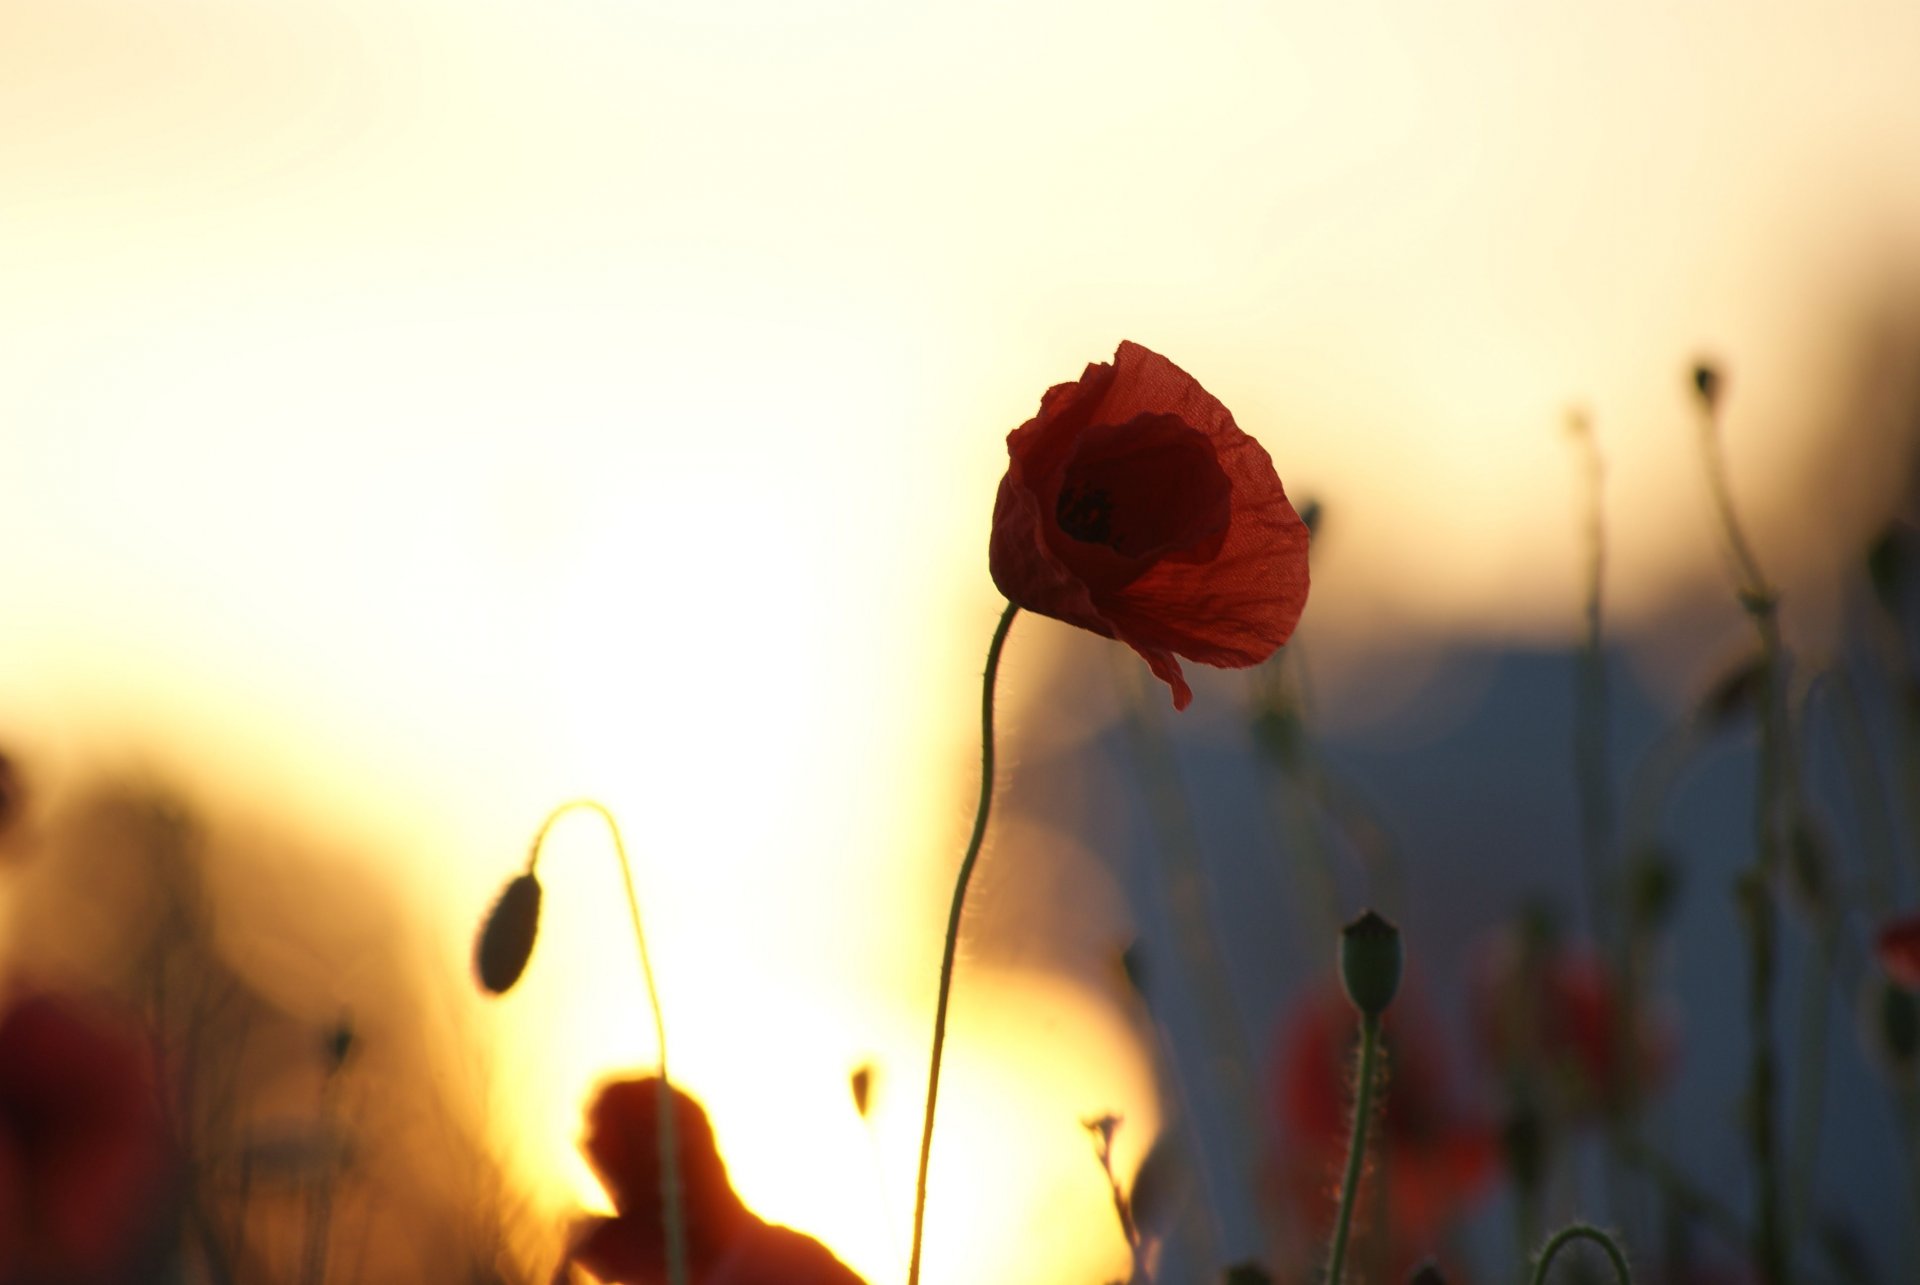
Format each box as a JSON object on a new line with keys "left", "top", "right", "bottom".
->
{"left": 1880, "top": 914, "right": 1920, "bottom": 990}
{"left": 0, "top": 992, "right": 167, "bottom": 1283}
{"left": 567, "top": 1077, "right": 866, "bottom": 1285}
{"left": 1269, "top": 985, "right": 1496, "bottom": 1268}
{"left": 1469, "top": 933, "right": 1675, "bottom": 1119}
{"left": 988, "top": 341, "right": 1310, "bottom": 710}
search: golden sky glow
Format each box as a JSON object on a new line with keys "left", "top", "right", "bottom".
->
{"left": 4, "top": 1, "right": 1920, "bottom": 1280}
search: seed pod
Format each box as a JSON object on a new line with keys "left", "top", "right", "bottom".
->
{"left": 474, "top": 872, "right": 543, "bottom": 995}
{"left": 1340, "top": 909, "right": 1403, "bottom": 1020}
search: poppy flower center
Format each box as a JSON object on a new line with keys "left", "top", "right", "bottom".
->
{"left": 1052, "top": 413, "right": 1232, "bottom": 562}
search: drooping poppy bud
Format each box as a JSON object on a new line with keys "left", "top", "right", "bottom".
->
{"left": 1340, "top": 910, "right": 1402, "bottom": 1020}
{"left": 849, "top": 1064, "right": 873, "bottom": 1119}
{"left": 474, "top": 872, "right": 543, "bottom": 995}
{"left": 1691, "top": 360, "right": 1724, "bottom": 412}
{"left": 1407, "top": 1262, "right": 1449, "bottom": 1285}
{"left": 1222, "top": 1263, "right": 1274, "bottom": 1285}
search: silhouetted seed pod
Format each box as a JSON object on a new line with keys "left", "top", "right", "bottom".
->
{"left": 1408, "top": 1262, "right": 1449, "bottom": 1285}
{"left": 849, "top": 1064, "right": 873, "bottom": 1118}
{"left": 1867, "top": 523, "right": 1910, "bottom": 616}
{"left": 1691, "top": 360, "right": 1724, "bottom": 411}
{"left": 475, "top": 872, "right": 543, "bottom": 995}
{"left": 1296, "top": 497, "right": 1323, "bottom": 540}
{"left": 1340, "top": 909, "right": 1402, "bottom": 1020}
{"left": 1221, "top": 1263, "right": 1274, "bottom": 1285}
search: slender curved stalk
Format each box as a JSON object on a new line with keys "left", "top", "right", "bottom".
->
{"left": 1530, "top": 1223, "right": 1632, "bottom": 1285}
{"left": 907, "top": 601, "right": 1020, "bottom": 1285}
{"left": 529, "top": 799, "right": 686, "bottom": 1285}
{"left": 1324, "top": 1014, "right": 1381, "bottom": 1285}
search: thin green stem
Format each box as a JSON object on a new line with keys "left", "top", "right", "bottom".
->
{"left": 1325, "top": 1014, "right": 1381, "bottom": 1285}
{"left": 1529, "top": 1223, "right": 1632, "bottom": 1285}
{"left": 907, "top": 600, "right": 1019, "bottom": 1285}
{"left": 528, "top": 799, "right": 685, "bottom": 1285}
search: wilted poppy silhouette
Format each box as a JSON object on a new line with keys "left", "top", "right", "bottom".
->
{"left": 1879, "top": 913, "right": 1920, "bottom": 991}
{"left": 988, "top": 341, "right": 1310, "bottom": 709}
{"left": 1269, "top": 985, "right": 1496, "bottom": 1267}
{"left": 0, "top": 992, "right": 167, "bottom": 1282}
{"left": 566, "top": 1077, "right": 865, "bottom": 1285}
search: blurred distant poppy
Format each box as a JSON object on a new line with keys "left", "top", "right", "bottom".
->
{"left": 0, "top": 992, "right": 167, "bottom": 1283}
{"left": 568, "top": 1077, "right": 865, "bottom": 1285}
{"left": 1879, "top": 914, "right": 1920, "bottom": 991}
{"left": 1470, "top": 931, "right": 1675, "bottom": 1120}
{"left": 988, "top": 341, "right": 1310, "bottom": 710}
{"left": 1269, "top": 985, "right": 1496, "bottom": 1267}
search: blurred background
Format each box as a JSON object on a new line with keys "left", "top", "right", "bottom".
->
{"left": 3, "top": 2, "right": 1920, "bottom": 1282}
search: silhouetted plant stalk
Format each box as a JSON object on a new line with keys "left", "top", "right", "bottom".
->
{"left": 1691, "top": 361, "right": 1789, "bottom": 1285}
{"left": 1529, "top": 1223, "right": 1632, "bottom": 1285}
{"left": 473, "top": 798, "right": 687, "bottom": 1285}
{"left": 907, "top": 600, "right": 1018, "bottom": 1285}
{"left": 1327, "top": 911, "right": 1401, "bottom": 1285}
{"left": 1565, "top": 409, "right": 1617, "bottom": 944}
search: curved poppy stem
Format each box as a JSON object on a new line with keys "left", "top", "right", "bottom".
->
{"left": 1324, "top": 1013, "right": 1381, "bottom": 1285}
{"left": 907, "top": 600, "right": 1020, "bottom": 1285}
{"left": 1529, "top": 1223, "right": 1633, "bottom": 1285}
{"left": 529, "top": 799, "right": 687, "bottom": 1285}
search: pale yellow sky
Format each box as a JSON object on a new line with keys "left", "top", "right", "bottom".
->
{"left": 3, "top": 2, "right": 1919, "bottom": 1280}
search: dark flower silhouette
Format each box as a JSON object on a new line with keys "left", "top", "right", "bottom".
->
{"left": 1879, "top": 913, "right": 1920, "bottom": 990}
{"left": 988, "top": 341, "right": 1310, "bottom": 709}
{"left": 1268, "top": 985, "right": 1496, "bottom": 1268}
{"left": 0, "top": 992, "right": 167, "bottom": 1283}
{"left": 1470, "top": 931, "right": 1675, "bottom": 1119}
{"left": 567, "top": 1077, "right": 866, "bottom": 1285}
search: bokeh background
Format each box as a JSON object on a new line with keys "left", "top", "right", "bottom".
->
{"left": 4, "top": 2, "right": 1920, "bottom": 1282}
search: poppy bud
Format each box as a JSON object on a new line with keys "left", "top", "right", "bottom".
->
{"left": 1691, "top": 360, "right": 1724, "bottom": 411}
{"left": 1296, "top": 497, "right": 1323, "bottom": 539}
{"left": 474, "top": 872, "right": 543, "bottom": 995}
{"left": 1340, "top": 909, "right": 1402, "bottom": 1020}
{"left": 850, "top": 1064, "right": 874, "bottom": 1118}
{"left": 1861, "top": 976, "right": 1920, "bottom": 1078}
{"left": 1222, "top": 1263, "right": 1274, "bottom": 1285}
{"left": 1408, "top": 1263, "right": 1449, "bottom": 1285}
{"left": 1867, "top": 523, "right": 1910, "bottom": 616}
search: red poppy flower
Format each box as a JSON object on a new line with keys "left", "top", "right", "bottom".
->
{"left": 1880, "top": 914, "right": 1920, "bottom": 991}
{"left": 0, "top": 992, "right": 167, "bottom": 1281}
{"left": 988, "top": 341, "right": 1310, "bottom": 710}
{"left": 567, "top": 1077, "right": 866, "bottom": 1285}
{"left": 1469, "top": 934, "right": 1675, "bottom": 1119}
{"left": 1268, "top": 985, "right": 1497, "bottom": 1269}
